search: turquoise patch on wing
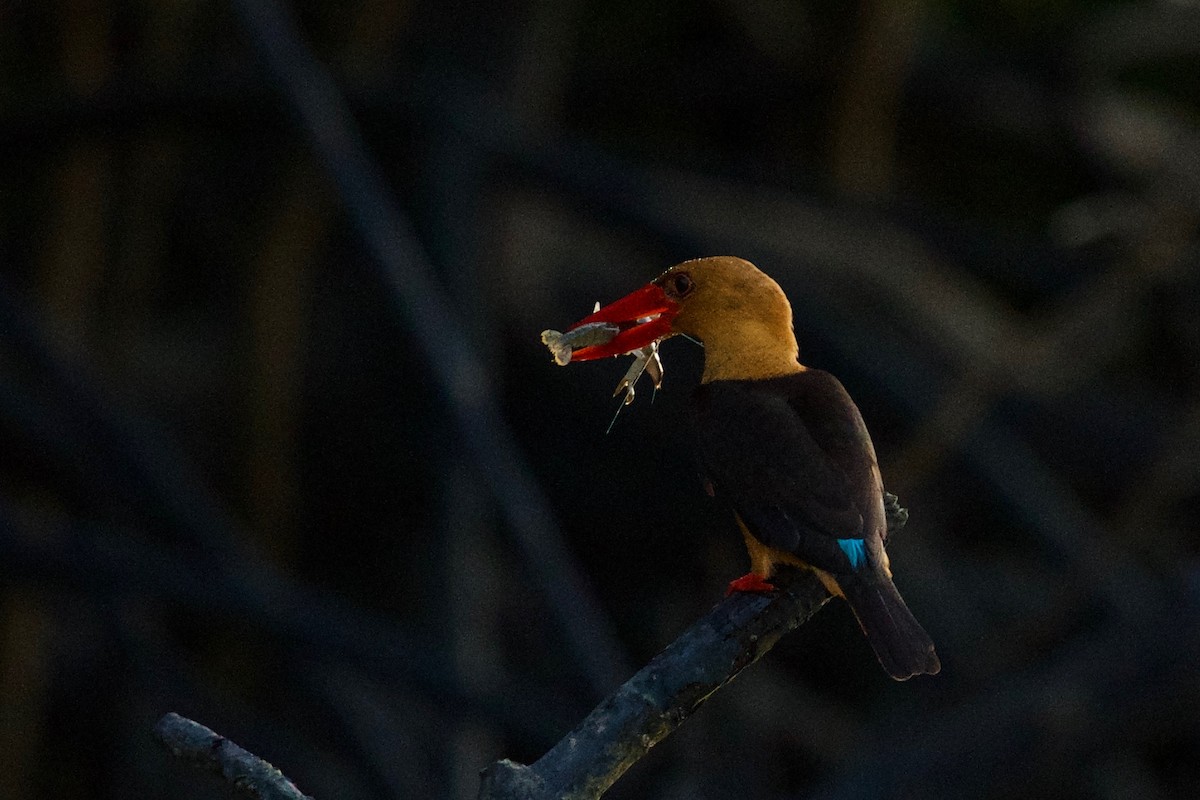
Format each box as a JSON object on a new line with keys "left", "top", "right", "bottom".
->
{"left": 837, "top": 538, "right": 866, "bottom": 569}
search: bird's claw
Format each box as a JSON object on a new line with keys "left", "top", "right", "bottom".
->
{"left": 726, "top": 573, "right": 777, "bottom": 596}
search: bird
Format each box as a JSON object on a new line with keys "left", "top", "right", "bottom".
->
{"left": 564, "top": 256, "right": 940, "bottom": 680}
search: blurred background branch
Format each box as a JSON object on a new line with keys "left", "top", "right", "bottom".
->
{"left": 155, "top": 712, "right": 313, "bottom": 800}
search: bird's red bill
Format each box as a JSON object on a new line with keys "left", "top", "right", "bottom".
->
{"left": 566, "top": 283, "right": 679, "bottom": 361}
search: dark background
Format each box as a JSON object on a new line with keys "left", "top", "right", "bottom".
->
{"left": 2, "top": 1, "right": 1198, "bottom": 798}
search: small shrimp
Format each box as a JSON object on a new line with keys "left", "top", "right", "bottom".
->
{"left": 607, "top": 341, "right": 665, "bottom": 433}
{"left": 612, "top": 342, "right": 664, "bottom": 405}
{"left": 541, "top": 305, "right": 669, "bottom": 432}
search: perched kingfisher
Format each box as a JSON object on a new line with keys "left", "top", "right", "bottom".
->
{"left": 564, "top": 256, "right": 940, "bottom": 680}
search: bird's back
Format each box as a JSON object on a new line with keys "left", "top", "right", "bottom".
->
{"left": 690, "top": 370, "right": 886, "bottom": 567}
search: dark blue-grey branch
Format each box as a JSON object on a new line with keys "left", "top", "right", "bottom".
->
{"left": 478, "top": 570, "right": 832, "bottom": 800}
{"left": 154, "top": 712, "right": 314, "bottom": 800}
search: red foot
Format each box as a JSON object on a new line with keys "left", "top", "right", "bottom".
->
{"left": 726, "top": 573, "right": 777, "bottom": 597}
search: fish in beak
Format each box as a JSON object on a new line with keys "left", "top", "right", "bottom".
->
{"left": 565, "top": 283, "right": 679, "bottom": 361}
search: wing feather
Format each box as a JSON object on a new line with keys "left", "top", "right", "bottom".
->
{"left": 691, "top": 372, "right": 884, "bottom": 570}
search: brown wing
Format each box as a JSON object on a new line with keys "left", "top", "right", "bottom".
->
{"left": 690, "top": 371, "right": 885, "bottom": 573}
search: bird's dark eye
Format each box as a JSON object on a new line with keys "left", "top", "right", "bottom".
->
{"left": 669, "top": 273, "right": 694, "bottom": 297}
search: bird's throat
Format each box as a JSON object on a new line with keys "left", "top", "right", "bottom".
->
{"left": 699, "top": 325, "right": 804, "bottom": 383}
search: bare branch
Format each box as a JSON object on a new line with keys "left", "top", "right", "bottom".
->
{"left": 478, "top": 570, "right": 832, "bottom": 800}
{"left": 153, "top": 712, "right": 314, "bottom": 800}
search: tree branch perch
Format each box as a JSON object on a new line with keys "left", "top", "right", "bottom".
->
{"left": 150, "top": 509, "right": 900, "bottom": 800}
{"left": 478, "top": 569, "right": 833, "bottom": 800}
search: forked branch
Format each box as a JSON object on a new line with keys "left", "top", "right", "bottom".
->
{"left": 478, "top": 569, "right": 832, "bottom": 800}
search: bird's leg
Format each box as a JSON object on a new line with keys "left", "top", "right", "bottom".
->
{"left": 727, "top": 523, "right": 778, "bottom": 596}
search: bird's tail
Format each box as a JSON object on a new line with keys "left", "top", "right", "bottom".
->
{"left": 838, "top": 572, "right": 941, "bottom": 681}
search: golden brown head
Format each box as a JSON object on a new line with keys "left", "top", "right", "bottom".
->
{"left": 653, "top": 257, "right": 800, "bottom": 381}
{"left": 567, "top": 256, "right": 802, "bottom": 382}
